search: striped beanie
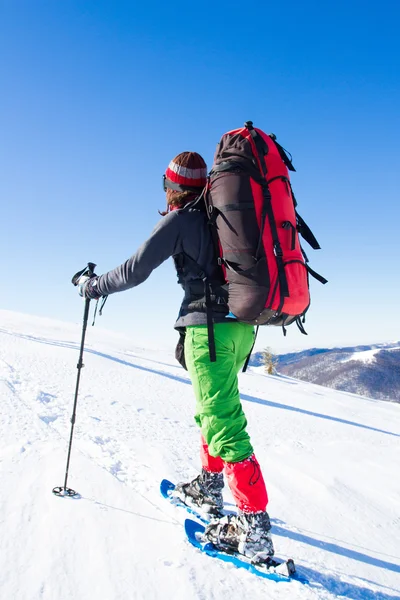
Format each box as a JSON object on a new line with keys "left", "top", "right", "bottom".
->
{"left": 165, "top": 152, "right": 207, "bottom": 192}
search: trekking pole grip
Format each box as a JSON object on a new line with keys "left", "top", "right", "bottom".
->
{"left": 71, "top": 262, "right": 97, "bottom": 287}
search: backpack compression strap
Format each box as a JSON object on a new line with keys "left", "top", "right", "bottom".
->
{"left": 268, "top": 134, "right": 296, "bottom": 172}
{"left": 246, "top": 123, "right": 327, "bottom": 292}
{"left": 245, "top": 122, "right": 290, "bottom": 304}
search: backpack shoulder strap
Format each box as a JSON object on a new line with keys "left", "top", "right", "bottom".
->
{"left": 180, "top": 251, "right": 217, "bottom": 363}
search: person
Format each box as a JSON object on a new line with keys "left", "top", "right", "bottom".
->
{"left": 78, "top": 151, "right": 274, "bottom": 563}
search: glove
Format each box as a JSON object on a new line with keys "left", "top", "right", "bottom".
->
{"left": 77, "top": 274, "right": 102, "bottom": 300}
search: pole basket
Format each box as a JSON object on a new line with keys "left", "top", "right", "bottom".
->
{"left": 52, "top": 486, "right": 80, "bottom": 498}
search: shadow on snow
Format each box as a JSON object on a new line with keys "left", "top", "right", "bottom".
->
{"left": 3, "top": 328, "right": 400, "bottom": 598}
{"left": 2, "top": 328, "right": 397, "bottom": 439}
{"left": 273, "top": 523, "right": 400, "bottom": 574}
{"left": 297, "top": 565, "right": 400, "bottom": 600}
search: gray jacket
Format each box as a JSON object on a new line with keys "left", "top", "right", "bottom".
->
{"left": 95, "top": 204, "right": 230, "bottom": 328}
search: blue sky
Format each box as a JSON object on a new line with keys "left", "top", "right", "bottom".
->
{"left": 0, "top": 0, "right": 399, "bottom": 352}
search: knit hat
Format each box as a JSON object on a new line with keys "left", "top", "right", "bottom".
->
{"left": 164, "top": 151, "right": 207, "bottom": 192}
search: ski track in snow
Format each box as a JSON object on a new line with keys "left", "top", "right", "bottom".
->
{"left": 0, "top": 310, "right": 399, "bottom": 600}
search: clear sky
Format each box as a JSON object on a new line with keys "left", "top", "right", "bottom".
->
{"left": 1, "top": 0, "right": 399, "bottom": 353}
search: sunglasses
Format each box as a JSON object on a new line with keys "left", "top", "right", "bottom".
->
{"left": 162, "top": 174, "right": 204, "bottom": 194}
{"left": 162, "top": 174, "right": 168, "bottom": 192}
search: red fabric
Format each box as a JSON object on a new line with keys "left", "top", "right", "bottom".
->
{"left": 200, "top": 435, "right": 223, "bottom": 472}
{"left": 246, "top": 127, "right": 309, "bottom": 315}
{"left": 166, "top": 167, "right": 206, "bottom": 188}
{"left": 213, "top": 126, "right": 310, "bottom": 318}
{"left": 224, "top": 454, "right": 268, "bottom": 512}
{"left": 165, "top": 151, "right": 207, "bottom": 189}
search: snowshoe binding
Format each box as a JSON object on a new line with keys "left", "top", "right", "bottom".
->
{"left": 173, "top": 469, "right": 224, "bottom": 517}
{"left": 203, "top": 510, "right": 275, "bottom": 564}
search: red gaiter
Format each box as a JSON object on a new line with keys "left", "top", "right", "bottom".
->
{"left": 224, "top": 454, "right": 268, "bottom": 513}
{"left": 200, "top": 435, "right": 223, "bottom": 472}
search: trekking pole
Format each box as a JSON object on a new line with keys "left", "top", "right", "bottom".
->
{"left": 52, "top": 262, "right": 97, "bottom": 497}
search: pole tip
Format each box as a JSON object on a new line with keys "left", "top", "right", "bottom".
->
{"left": 52, "top": 486, "right": 80, "bottom": 498}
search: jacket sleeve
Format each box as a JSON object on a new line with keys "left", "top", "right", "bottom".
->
{"left": 95, "top": 212, "right": 181, "bottom": 296}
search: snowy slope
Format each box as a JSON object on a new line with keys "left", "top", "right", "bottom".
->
{"left": 0, "top": 309, "right": 399, "bottom": 600}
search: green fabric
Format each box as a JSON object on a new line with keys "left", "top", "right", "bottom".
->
{"left": 184, "top": 322, "right": 255, "bottom": 463}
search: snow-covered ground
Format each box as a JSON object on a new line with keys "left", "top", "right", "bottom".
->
{"left": 0, "top": 308, "right": 399, "bottom": 600}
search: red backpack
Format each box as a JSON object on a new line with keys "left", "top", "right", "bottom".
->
{"left": 206, "top": 121, "right": 326, "bottom": 339}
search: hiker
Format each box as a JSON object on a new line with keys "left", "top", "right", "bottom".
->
{"left": 77, "top": 151, "right": 274, "bottom": 562}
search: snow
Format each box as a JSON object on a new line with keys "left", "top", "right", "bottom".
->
{"left": 340, "top": 349, "right": 379, "bottom": 364}
{"left": 337, "top": 349, "right": 379, "bottom": 365}
{"left": 340, "top": 347, "right": 400, "bottom": 365}
{"left": 0, "top": 308, "right": 399, "bottom": 600}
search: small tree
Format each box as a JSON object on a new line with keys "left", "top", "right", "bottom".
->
{"left": 262, "top": 347, "right": 278, "bottom": 375}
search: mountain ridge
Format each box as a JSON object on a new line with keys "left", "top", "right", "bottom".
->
{"left": 250, "top": 341, "right": 400, "bottom": 402}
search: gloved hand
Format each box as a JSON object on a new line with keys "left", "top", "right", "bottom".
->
{"left": 77, "top": 274, "right": 102, "bottom": 300}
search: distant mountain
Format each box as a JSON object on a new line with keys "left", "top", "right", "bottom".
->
{"left": 250, "top": 342, "right": 400, "bottom": 402}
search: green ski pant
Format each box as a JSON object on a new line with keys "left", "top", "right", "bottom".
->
{"left": 184, "top": 322, "right": 255, "bottom": 463}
